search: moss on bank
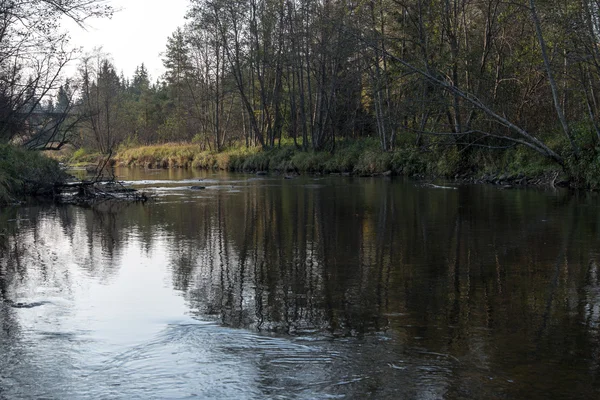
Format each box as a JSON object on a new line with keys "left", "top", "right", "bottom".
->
{"left": 0, "top": 145, "right": 67, "bottom": 204}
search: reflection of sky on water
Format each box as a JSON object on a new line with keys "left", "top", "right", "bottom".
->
{"left": 1, "top": 170, "right": 600, "bottom": 399}
{"left": 0, "top": 212, "right": 451, "bottom": 399}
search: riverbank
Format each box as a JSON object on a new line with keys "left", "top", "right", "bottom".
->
{"left": 0, "top": 145, "right": 67, "bottom": 205}
{"left": 65, "top": 139, "right": 600, "bottom": 188}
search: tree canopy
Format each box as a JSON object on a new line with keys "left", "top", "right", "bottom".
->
{"left": 8, "top": 0, "right": 600, "bottom": 178}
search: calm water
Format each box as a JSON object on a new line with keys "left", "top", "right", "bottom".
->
{"left": 1, "top": 169, "right": 600, "bottom": 399}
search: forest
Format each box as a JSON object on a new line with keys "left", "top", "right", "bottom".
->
{"left": 3, "top": 0, "right": 600, "bottom": 195}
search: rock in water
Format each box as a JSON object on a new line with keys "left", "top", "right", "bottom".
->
{"left": 5, "top": 300, "right": 51, "bottom": 308}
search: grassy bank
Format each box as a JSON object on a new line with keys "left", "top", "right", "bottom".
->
{"left": 112, "top": 140, "right": 431, "bottom": 175}
{"left": 101, "top": 139, "right": 584, "bottom": 186}
{"left": 0, "top": 145, "right": 66, "bottom": 204}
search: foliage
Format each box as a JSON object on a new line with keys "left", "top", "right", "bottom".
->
{"left": 435, "top": 146, "right": 461, "bottom": 177}
{"left": 324, "top": 140, "right": 376, "bottom": 173}
{"left": 0, "top": 1, "right": 112, "bottom": 149}
{"left": 108, "top": 136, "right": 600, "bottom": 188}
{"left": 565, "top": 146, "right": 600, "bottom": 189}
{"left": 45, "top": 0, "right": 600, "bottom": 188}
{"left": 0, "top": 145, "right": 66, "bottom": 204}
{"left": 69, "top": 148, "right": 104, "bottom": 166}
{"left": 390, "top": 149, "right": 429, "bottom": 176}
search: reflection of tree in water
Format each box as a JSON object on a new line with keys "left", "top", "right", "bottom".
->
{"left": 170, "top": 184, "right": 446, "bottom": 334}
{"left": 164, "top": 182, "right": 600, "bottom": 397}
{"left": 0, "top": 207, "right": 69, "bottom": 385}
{"left": 0, "top": 211, "right": 27, "bottom": 389}
{"left": 0, "top": 202, "right": 153, "bottom": 300}
{"left": 2, "top": 180, "right": 600, "bottom": 397}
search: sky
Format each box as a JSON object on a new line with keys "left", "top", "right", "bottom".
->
{"left": 63, "top": 0, "right": 190, "bottom": 82}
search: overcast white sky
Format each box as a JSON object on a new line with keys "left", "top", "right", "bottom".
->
{"left": 64, "top": 0, "right": 189, "bottom": 82}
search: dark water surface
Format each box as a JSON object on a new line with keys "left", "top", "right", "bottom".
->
{"left": 1, "top": 169, "right": 600, "bottom": 399}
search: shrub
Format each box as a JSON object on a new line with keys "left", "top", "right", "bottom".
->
{"left": 290, "top": 151, "right": 330, "bottom": 172}
{"left": 70, "top": 147, "right": 103, "bottom": 165}
{"left": 436, "top": 146, "right": 461, "bottom": 177}
{"left": 268, "top": 147, "right": 296, "bottom": 171}
{"left": 390, "top": 148, "right": 428, "bottom": 176}
{"left": 242, "top": 151, "right": 271, "bottom": 171}
{"left": 0, "top": 145, "right": 66, "bottom": 204}
{"left": 324, "top": 143, "right": 362, "bottom": 172}
{"left": 354, "top": 149, "right": 391, "bottom": 175}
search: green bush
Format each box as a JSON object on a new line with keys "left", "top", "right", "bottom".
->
{"left": 268, "top": 147, "right": 296, "bottom": 171}
{"left": 502, "top": 145, "right": 555, "bottom": 178}
{"left": 436, "top": 146, "right": 461, "bottom": 177}
{"left": 565, "top": 145, "right": 600, "bottom": 189}
{"left": 390, "top": 148, "right": 428, "bottom": 176}
{"left": 354, "top": 149, "right": 391, "bottom": 174}
{"left": 242, "top": 151, "right": 271, "bottom": 171}
{"left": 0, "top": 145, "right": 66, "bottom": 204}
{"left": 290, "top": 151, "right": 331, "bottom": 172}
{"left": 324, "top": 142, "right": 364, "bottom": 172}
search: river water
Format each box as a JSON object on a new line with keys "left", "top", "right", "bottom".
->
{"left": 1, "top": 169, "right": 599, "bottom": 399}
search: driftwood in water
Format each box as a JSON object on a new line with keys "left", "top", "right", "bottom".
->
{"left": 423, "top": 183, "right": 458, "bottom": 190}
{"left": 54, "top": 179, "right": 148, "bottom": 204}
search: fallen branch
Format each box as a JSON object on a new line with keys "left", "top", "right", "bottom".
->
{"left": 54, "top": 178, "right": 148, "bottom": 205}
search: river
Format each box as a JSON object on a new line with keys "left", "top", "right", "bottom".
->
{"left": 1, "top": 169, "right": 599, "bottom": 399}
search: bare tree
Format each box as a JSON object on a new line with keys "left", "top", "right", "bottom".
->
{"left": 0, "top": 0, "right": 112, "bottom": 147}
{"left": 79, "top": 52, "right": 124, "bottom": 155}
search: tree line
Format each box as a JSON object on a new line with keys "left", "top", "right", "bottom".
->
{"left": 5, "top": 0, "right": 600, "bottom": 170}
